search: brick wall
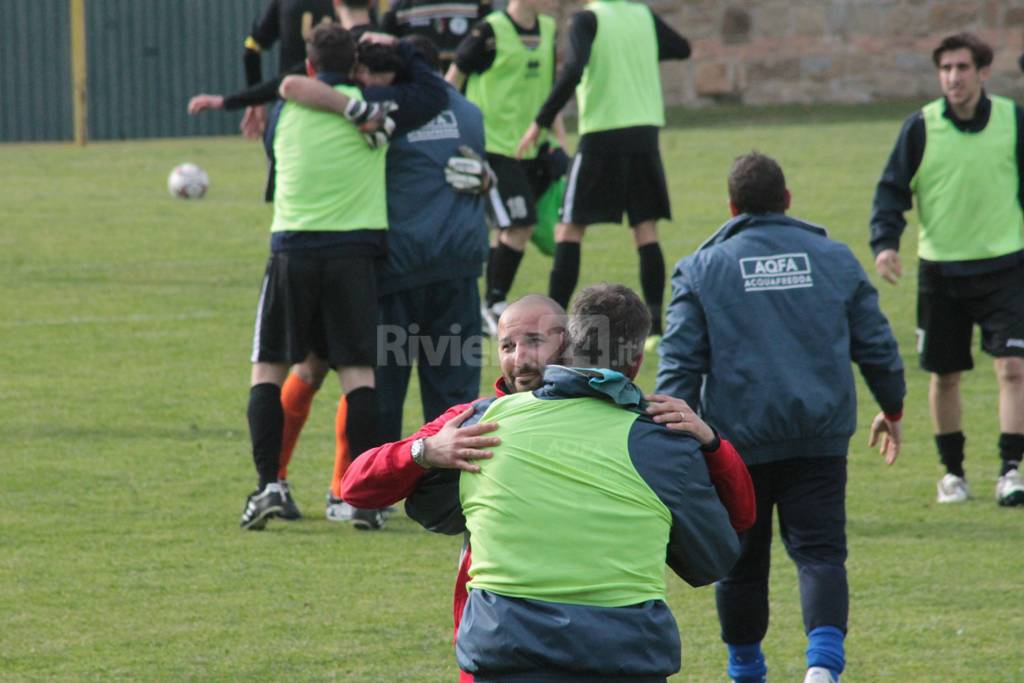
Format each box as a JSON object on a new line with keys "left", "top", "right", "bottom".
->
{"left": 553, "top": 1, "right": 1024, "bottom": 105}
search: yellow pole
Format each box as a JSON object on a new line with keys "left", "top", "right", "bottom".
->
{"left": 70, "top": 0, "right": 87, "bottom": 145}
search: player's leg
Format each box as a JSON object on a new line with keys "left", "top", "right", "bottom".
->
{"left": 376, "top": 289, "right": 419, "bottom": 444}
{"left": 550, "top": 147, "right": 627, "bottom": 309}
{"left": 548, "top": 221, "right": 585, "bottom": 310}
{"left": 918, "top": 262, "right": 974, "bottom": 502}
{"left": 482, "top": 154, "right": 539, "bottom": 334}
{"left": 624, "top": 145, "right": 672, "bottom": 346}
{"left": 974, "top": 263, "right": 1024, "bottom": 504}
{"left": 776, "top": 457, "right": 848, "bottom": 683}
{"left": 994, "top": 358, "right": 1024, "bottom": 505}
{"left": 275, "top": 354, "right": 331, "bottom": 521}
{"left": 242, "top": 251, "right": 315, "bottom": 530}
{"left": 243, "top": 362, "right": 291, "bottom": 530}
{"left": 279, "top": 362, "right": 326, "bottom": 480}
{"left": 418, "top": 277, "right": 483, "bottom": 423}
{"left": 632, "top": 219, "right": 664, "bottom": 347}
{"left": 324, "top": 253, "right": 385, "bottom": 529}
{"left": 717, "top": 463, "right": 774, "bottom": 683}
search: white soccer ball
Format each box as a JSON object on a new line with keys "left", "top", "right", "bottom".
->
{"left": 167, "top": 163, "right": 209, "bottom": 199}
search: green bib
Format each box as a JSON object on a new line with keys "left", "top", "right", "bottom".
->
{"left": 576, "top": 0, "right": 664, "bottom": 135}
{"left": 271, "top": 84, "right": 388, "bottom": 233}
{"left": 465, "top": 12, "right": 555, "bottom": 158}
{"left": 910, "top": 95, "right": 1024, "bottom": 261}
{"left": 460, "top": 392, "right": 671, "bottom": 607}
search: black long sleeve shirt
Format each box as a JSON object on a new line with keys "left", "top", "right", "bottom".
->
{"left": 869, "top": 92, "right": 1024, "bottom": 276}
{"left": 243, "top": 0, "right": 336, "bottom": 86}
{"left": 534, "top": 9, "right": 690, "bottom": 130}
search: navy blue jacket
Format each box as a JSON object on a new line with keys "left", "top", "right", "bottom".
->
{"left": 378, "top": 82, "right": 488, "bottom": 295}
{"left": 407, "top": 366, "right": 739, "bottom": 680}
{"left": 656, "top": 213, "right": 905, "bottom": 466}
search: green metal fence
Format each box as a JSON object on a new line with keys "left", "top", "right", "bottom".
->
{"left": 1, "top": 0, "right": 271, "bottom": 142}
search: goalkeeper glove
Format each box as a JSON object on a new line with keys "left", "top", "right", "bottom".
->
{"left": 344, "top": 99, "right": 398, "bottom": 148}
{"left": 444, "top": 146, "right": 496, "bottom": 194}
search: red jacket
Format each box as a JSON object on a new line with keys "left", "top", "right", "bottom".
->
{"left": 342, "top": 378, "right": 756, "bottom": 683}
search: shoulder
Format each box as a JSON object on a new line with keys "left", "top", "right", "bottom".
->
{"left": 627, "top": 417, "right": 708, "bottom": 484}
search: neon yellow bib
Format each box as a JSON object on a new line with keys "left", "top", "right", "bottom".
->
{"left": 576, "top": 0, "right": 664, "bottom": 135}
{"left": 910, "top": 95, "right": 1024, "bottom": 261}
{"left": 271, "top": 84, "right": 388, "bottom": 233}
{"left": 465, "top": 12, "right": 555, "bottom": 158}
{"left": 461, "top": 392, "right": 671, "bottom": 607}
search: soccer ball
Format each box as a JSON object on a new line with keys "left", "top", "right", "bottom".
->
{"left": 167, "top": 163, "right": 209, "bottom": 199}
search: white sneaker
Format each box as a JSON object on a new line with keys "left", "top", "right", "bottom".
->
{"left": 480, "top": 301, "right": 507, "bottom": 338}
{"left": 804, "top": 666, "right": 839, "bottom": 683}
{"left": 996, "top": 468, "right": 1024, "bottom": 507}
{"left": 325, "top": 493, "right": 355, "bottom": 522}
{"left": 936, "top": 473, "right": 970, "bottom": 503}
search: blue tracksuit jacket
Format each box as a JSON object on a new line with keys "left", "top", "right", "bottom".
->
{"left": 656, "top": 213, "right": 905, "bottom": 465}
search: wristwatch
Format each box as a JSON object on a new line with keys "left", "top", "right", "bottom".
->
{"left": 410, "top": 438, "right": 431, "bottom": 469}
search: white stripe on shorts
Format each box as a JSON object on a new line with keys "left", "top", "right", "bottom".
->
{"left": 488, "top": 185, "right": 512, "bottom": 228}
{"left": 561, "top": 153, "right": 583, "bottom": 224}
{"left": 250, "top": 273, "right": 270, "bottom": 363}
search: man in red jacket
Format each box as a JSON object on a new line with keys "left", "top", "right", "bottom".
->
{"left": 342, "top": 293, "right": 755, "bottom": 683}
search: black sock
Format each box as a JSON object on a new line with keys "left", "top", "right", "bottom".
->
{"left": 487, "top": 242, "right": 524, "bottom": 307}
{"left": 247, "top": 383, "right": 283, "bottom": 490}
{"left": 935, "top": 431, "right": 966, "bottom": 478}
{"left": 549, "top": 242, "right": 581, "bottom": 310}
{"left": 998, "top": 433, "right": 1024, "bottom": 475}
{"left": 485, "top": 246, "right": 497, "bottom": 302}
{"left": 345, "top": 386, "right": 379, "bottom": 461}
{"left": 638, "top": 243, "right": 665, "bottom": 335}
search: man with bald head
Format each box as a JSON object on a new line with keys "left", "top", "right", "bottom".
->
{"left": 342, "top": 290, "right": 754, "bottom": 682}
{"left": 341, "top": 293, "right": 568, "bottom": 683}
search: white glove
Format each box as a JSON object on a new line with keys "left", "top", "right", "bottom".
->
{"left": 344, "top": 99, "right": 398, "bottom": 149}
{"left": 444, "top": 146, "right": 495, "bottom": 194}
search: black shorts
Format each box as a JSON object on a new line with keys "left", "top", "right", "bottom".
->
{"left": 486, "top": 153, "right": 551, "bottom": 229}
{"left": 561, "top": 143, "right": 671, "bottom": 227}
{"left": 917, "top": 261, "right": 1024, "bottom": 374}
{"left": 250, "top": 250, "right": 378, "bottom": 367}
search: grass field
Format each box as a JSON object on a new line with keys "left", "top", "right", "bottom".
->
{"left": 3, "top": 102, "right": 1022, "bottom": 682}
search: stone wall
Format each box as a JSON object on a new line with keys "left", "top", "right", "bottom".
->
{"left": 553, "top": 1, "right": 1024, "bottom": 106}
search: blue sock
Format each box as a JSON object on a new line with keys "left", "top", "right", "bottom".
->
{"left": 807, "top": 625, "right": 845, "bottom": 676}
{"left": 727, "top": 642, "right": 766, "bottom": 682}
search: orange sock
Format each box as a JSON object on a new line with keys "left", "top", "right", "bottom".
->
{"left": 279, "top": 373, "right": 317, "bottom": 480}
{"left": 330, "top": 397, "right": 351, "bottom": 499}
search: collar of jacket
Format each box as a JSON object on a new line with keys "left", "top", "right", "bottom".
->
{"left": 697, "top": 212, "right": 829, "bottom": 252}
{"left": 533, "top": 365, "right": 646, "bottom": 411}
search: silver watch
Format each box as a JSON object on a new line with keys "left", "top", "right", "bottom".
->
{"left": 410, "top": 438, "right": 431, "bottom": 469}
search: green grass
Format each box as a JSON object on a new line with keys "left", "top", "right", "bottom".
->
{"left": 2, "top": 102, "right": 1021, "bottom": 681}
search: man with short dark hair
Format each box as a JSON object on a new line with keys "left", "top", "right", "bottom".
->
{"left": 272, "top": 33, "right": 491, "bottom": 530}
{"left": 870, "top": 32, "right": 1024, "bottom": 506}
{"left": 240, "top": 23, "right": 389, "bottom": 530}
{"left": 659, "top": 152, "right": 906, "bottom": 683}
